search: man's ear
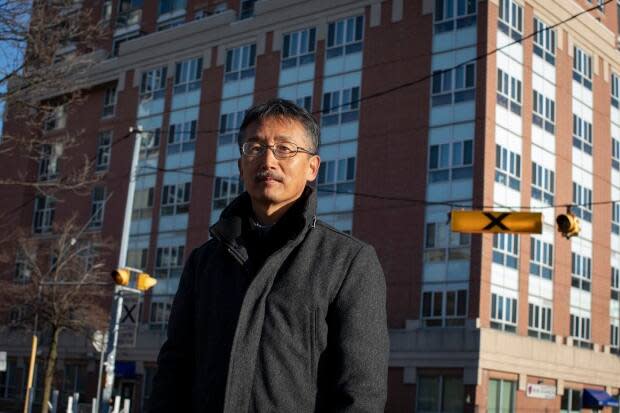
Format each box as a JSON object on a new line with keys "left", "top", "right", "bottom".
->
{"left": 306, "top": 155, "right": 321, "bottom": 182}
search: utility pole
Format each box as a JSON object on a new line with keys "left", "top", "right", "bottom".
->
{"left": 99, "top": 126, "right": 142, "bottom": 413}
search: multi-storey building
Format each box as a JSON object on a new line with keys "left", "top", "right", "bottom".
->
{"left": 1, "top": 0, "right": 620, "bottom": 411}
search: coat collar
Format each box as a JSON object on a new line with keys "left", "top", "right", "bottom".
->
{"left": 209, "top": 186, "right": 317, "bottom": 259}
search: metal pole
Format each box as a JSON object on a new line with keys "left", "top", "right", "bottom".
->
{"left": 23, "top": 335, "right": 37, "bottom": 413}
{"left": 94, "top": 340, "right": 105, "bottom": 413}
{"left": 100, "top": 127, "right": 142, "bottom": 413}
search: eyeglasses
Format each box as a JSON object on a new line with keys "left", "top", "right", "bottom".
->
{"left": 241, "top": 141, "right": 316, "bottom": 159}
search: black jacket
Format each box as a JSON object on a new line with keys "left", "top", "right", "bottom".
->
{"left": 150, "top": 187, "right": 389, "bottom": 412}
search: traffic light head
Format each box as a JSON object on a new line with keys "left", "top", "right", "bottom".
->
{"left": 136, "top": 272, "right": 157, "bottom": 291}
{"left": 556, "top": 212, "right": 580, "bottom": 239}
{"left": 110, "top": 268, "right": 130, "bottom": 286}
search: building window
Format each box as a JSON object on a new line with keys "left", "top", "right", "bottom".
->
{"left": 528, "top": 302, "right": 552, "bottom": 340}
{"left": 573, "top": 46, "right": 592, "bottom": 90}
{"left": 496, "top": 68, "right": 522, "bottom": 115}
{"left": 491, "top": 293, "right": 517, "bottom": 332}
{"left": 159, "top": 0, "right": 185, "bottom": 16}
{"left": 530, "top": 237, "right": 553, "bottom": 280}
{"left": 612, "top": 73, "right": 619, "bottom": 108}
{"left": 570, "top": 314, "right": 592, "bottom": 348}
{"left": 149, "top": 297, "right": 172, "bottom": 330}
{"left": 613, "top": 202, "right": 620, "bottom": 235}
{"left": 167, "top": 120, "right": 196, "bottom": 154}
{"left": 96, "top": 131, "right": 112, "bottom": 172}
{"left": 572, "top": 114, "right": 593, "bottom": 155}
{"left": 498, "top": 0, "right": 522, "bottom": 40}
{"left": 489, "top": 379, "right": 516, "bottom": 413}
{"left": 0, "top": 359, "right": 20, "bottom": 399}
{"left": 14, "top": 251, "right": 32, "bottom": 283}
{"left": 140, "top": 66, "right": 167, "bottom": 100}
{"left": 571, "top": 252, "right": 592, "bottom": 291}
{"left": 218, "top": 111, "right": 245, "bottom": 145}
{"left": 495, "top": 145, "right": 521, "bottom": 191}
{"left": 533, "top": 17, "right": 555, "bottom": 64}
{"left": 42, "top": 105, "right": 66, "bottom": 132}
{"left": 102, "top": 86, "right": 116, "bottom": 117}
{"left": 531, "top": 163, "right": 554, "bottom": 206}
{"left": 62, "top": 363, "right": 86, "bottom": 400}
{"left": 326, "top": 15, "right": 364, "bottom": 58}
{"left": 416, "top": 374, "right": 464, "bottom": 412}
{"left": 213, "top": 176, "right": 244, "bottom": 210}
{"left": 428, "top": 140, "right": 473, "bottom": 182}
{"left": 611, "top": 266, "right": 619, "bottom": 300}
{"left": 174, "top": 57, "right": 202, "bottom": 94}
{"left": 532, "top": 90, "right": 555, "bottom": 133}
{"left": 140, "top": 128, "right": 161, "bottom": 159}
{"left": 612, "top": 137, "right": 619, "bottom": 170}
{"left": 155, "top": 246, "right": 184, "bottom": 279}
{"left": 161, "top": 182, "right": 191, "bottom": 215}
{"left": 317, "top": 157, "right": 356, "bottom": 196}
{"left": 433, "top": 0, "right": 477, "bottom": 33}
{"left": 431, "top": 62, "right": 476, "bottom": 106}
{"left": 572, "top": 182, "right": 592, "bottom": 222}
{"left": 132, "top": 188, "right": 154, "bottom": 220}
{"left": 321, "top": 87, "right": 360, "bottom": 126}
{"left": 295, "top": 96, "right": 312, "bottom": 112}
{"left": 126, "top": 248, "right": 148, "bottom": 269}
{"left": 421, "top": 289, "right": 467, "bottom": 327}
{"left": 89, "top": 187, "right": 106, "bottom": 229}
{"left": 33, "top": 196, "right": 55, "bottom": 234}
{"left": 224, "top": 44, "right": 256, "bottom": 82}
{"left": 282, "top": 28, "right": 316, "bottom": 69}
{"left": 611, "top": 322, "right": 619, "bottom": 354}
{"left": 560, "top": 389, "right": 584, "bottom": 413}
{"left": 424, "top": 221, "right": 470, "bottom": 262}
{"left": 37, "top": 144, "right": 60, "bottom": 181}
{"left": 493, "top": 233, "right": 519, "bottom": 269}
{"left": 239, "top": 0, "right": 256, "bottom": 19}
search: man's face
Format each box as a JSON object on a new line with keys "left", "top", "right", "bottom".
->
{"left": 238, "top": 117, "right": 320, "bottom": 216}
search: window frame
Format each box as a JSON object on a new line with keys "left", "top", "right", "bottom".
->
{"left": 96, "top": 130, "right": 112, "bottom": 172}
{"left": 573, "top": 46, "right": 593, "bottom": 90}
{"left": 33, "top": 196, "right": 55, "bottom": 234}
{"left": 532, "top": 90, "right": 555, "bottom": 133}
{"left": 491, "top": 293, "right": 518, "bottom": 332}
{"left": 498, "top": 0, "right": 523, "bottom": 41}
{"left": 317, "top": 157, "right": 356, "bottom": 196}
{"left": 167, "top": 120, "right": 197, "bottom": 154}
{"left": 493, "top": 233, "right": 519, "bottom": 269}
{"left": 571, "top": 252, "right": 592, "bottom": 291}
{"left": 161, "top": 182, "right": 191, "bottom": 216}
{"left": 224, "top": 44, "right": 256, "bottom": 82}
{"left": 281, "top": 27, "right": 316, "bottom": 69}
{"left": 173, "top": 57, "right": 202, "bottom": 95}
{"left": 428, "top": 139, "right": 474, "bottom": 182}
{"left": 433, "top": 0, "right": 477, "bottom": 33}
{"left": 496, "top": 68, "right": 522, "bottom": 115}
{"left": 528, "top": 302, "right": 553, "bottom": 340}
{"left": 212, "top": 176, "right": 244, "bottom": 210}
{"left": 529, "top": 237, "right": 553, "bottom": 280}
{"left": 431, "top": 62, "right": 476, "bottom": 106}
{"left": 531, "top": 162, "right": 555, "bottom": 206}
{"left": 569, "top": 313, "right": 592, "bottom": 348}
{"left": 421, "top": 288, "right": 468, "bottom": 327}
{"left": 495, "top": 144, "right": 521, "bottom": 191}
{"left": 89, "top": 186, "right": 106, "bottom": 229}
{"left": 572, "top": 182, "right": 593, "bottom": 222}
{"left": 572, "top": 114, "right": 593, "bottom": 155}
{"left": 326, "top": 15, "right": 364, "bottom": 58}
{"left": 321, "top": 87, "right": 361, "bottom": 126}
{"left": 102, "top": 86, "right": 117, "bottom": 117}
{"left": 218, "top": 111, "right": 245, "bottom": 145}
{"left": 533, "top": 17, "right": 556, "bottom": 65}
{"left": 140, "top": 66, "right": 168, "bottom": 100}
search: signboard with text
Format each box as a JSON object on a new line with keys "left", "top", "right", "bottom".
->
{"left": 526, "top": 383, "right": 556, "bottom": 400}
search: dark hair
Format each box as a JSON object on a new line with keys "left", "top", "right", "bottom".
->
{"left": 237, "top": 98, "right": 320, "bottom": 153}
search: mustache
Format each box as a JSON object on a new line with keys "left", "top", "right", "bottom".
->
{"left": 255, "top": 170, "right": 284, "bottom": 182}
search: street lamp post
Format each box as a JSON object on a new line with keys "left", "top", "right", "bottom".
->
{"left": 99, "top": 126, "right": 143, "bottom": 413}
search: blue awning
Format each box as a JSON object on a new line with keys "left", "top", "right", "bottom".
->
{"left": 582, "top": 389, "right": 620, "bottom": 408}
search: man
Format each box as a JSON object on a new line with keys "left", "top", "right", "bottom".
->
{"left": 150, "top": 99, "right": 388, "bottom": 412}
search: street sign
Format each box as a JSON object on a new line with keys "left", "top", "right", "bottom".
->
{"left": 118, "top": 294, "right": 140, "bottom": 348}
{"left": 0, "top": 351, "right": 6, "bottom": 372}
{"left": 451, "top": 211, "right": 543, "bottom": 234}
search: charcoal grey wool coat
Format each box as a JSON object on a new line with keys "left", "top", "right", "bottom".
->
{"left": 149, "top": 188, "right": 389, "bottom": 412}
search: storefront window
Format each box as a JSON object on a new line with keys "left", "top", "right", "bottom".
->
{"left": 488, "top": 379, "right": 516, "bottom": 413}
{"left": 560, "top": 388, "right": 581, "bottom": 413}
{"left": 417, "top": 373, "right": 464, "bottom": 412}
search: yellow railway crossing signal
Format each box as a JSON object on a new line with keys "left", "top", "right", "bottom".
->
{"left": 451, "top": 211, "right": 543, "bottom": 234}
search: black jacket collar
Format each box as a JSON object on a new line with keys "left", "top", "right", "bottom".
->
{"left": 209, "top": 186, "right": 317, "bottom": 261}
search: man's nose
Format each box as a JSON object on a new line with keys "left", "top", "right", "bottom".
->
{"left": 259, "top": 146, "right": 278, "bottom": 167}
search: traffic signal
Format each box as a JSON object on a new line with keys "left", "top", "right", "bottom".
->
{"left": 110, "top": 268, "right": 130, "bottom": 286}
{"left": 556, "top": 211, "right": 580, "bottom": 239}
{"left": 136, "top": 272, "right": 157, "bottom": 291}
{"left": 111, "top": 268, "right": 157, "bottom": 291}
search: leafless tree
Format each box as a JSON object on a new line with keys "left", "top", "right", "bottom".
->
{"left": 0, "top": 0, "right": 108, "bottom": 195}
{"left": 0, "top": 214, "right": 112, "bottom": 413}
